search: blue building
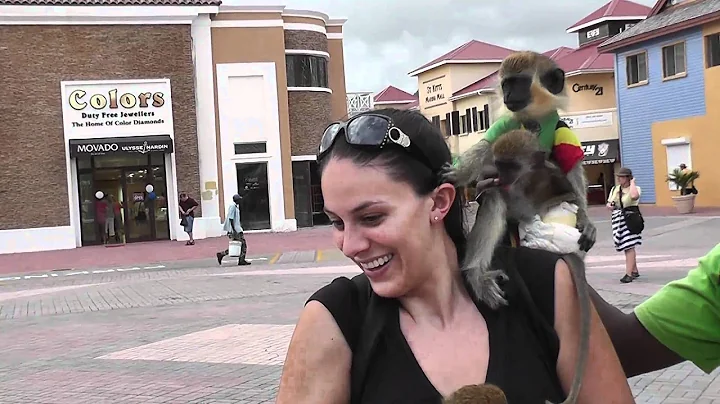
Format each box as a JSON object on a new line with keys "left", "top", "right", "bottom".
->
{"left": 598, "top": 0, "right": 720, "bottom": 207}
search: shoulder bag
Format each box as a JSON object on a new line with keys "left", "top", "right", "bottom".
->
{"left": 617, "top": 186, "right": 644, "bottom": 234}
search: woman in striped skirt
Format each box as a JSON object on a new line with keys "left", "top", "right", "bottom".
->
{"left": 606, "top": 167, "right": 642, "bottom": 284}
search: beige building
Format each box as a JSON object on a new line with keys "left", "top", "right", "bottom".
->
{"left": 407, "top": 40, "right": 514, "bottom": 140}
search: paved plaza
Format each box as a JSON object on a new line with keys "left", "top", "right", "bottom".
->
{"left": 0, "top": 215, "right": 719, "bottom": 403}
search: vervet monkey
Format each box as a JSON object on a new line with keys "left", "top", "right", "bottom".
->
{"left": 490, "top": 129, "right": 591, "bottom": 404}
{"left": 452, "top": 51, "right": 595, "bottom": 309}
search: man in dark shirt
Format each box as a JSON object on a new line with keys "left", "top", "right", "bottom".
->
{"left": 179, "top": 192, "right": 199, "bottom": 245}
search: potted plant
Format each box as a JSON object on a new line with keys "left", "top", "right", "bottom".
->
{"left": 666, "top": 168, "right": 700, "bottom": 214}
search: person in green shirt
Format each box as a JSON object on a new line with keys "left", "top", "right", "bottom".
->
{"left": 592, "top": 242, "right": 720, "bottom": 377}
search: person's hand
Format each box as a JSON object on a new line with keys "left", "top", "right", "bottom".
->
{"left": 606, "top": 203, "right": 613, "bottom": 210}
{"left": 630, "top": 178, "right": 636, "bottom": 186}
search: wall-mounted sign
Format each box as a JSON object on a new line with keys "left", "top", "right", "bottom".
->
{"left": 571, "top": 83, "right": 604, "bottom": 96}
{"left": 68, "top": 135, "right": 174, "bottom": 157}
{"left": 61, "top": 79, "right": 173, "bottom": 139}
{"left": 559, "top": 112, "right": 613, "bottom": 129}
{"left": 581, "top": 139, "right": 619, "bottom": 165}
{"left": 423, "top": 76, "right": 446, "bottom": 107}
{"left": 586, "top": 27, "right": 600, "bottom": 39}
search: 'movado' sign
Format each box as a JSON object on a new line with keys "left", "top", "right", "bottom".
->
{"left": 60, "top": 79, "right": 174, "bottom": 139}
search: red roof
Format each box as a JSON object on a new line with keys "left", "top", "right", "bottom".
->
{"left": 408, "top": 40, "right": 515, "bottom": 76}
{"left": 373, "top": 85, "right": 417, "bottom": 103}
{"left": 555, "top": 44, "right": 614, "bottom": 74}
{"left": 451, "top": 71, "right": 499, "bottom": 98}
{"left": 544, "top": 46, "right": 575, "bottom": 60}
{"left": 0, "top": 0, "right": 218, "bottom": 4}
{"left": 567, "top": 0, "right": 651, "bottom": 33}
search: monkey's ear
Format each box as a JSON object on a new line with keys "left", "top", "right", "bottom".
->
{"left": 531, "top": 151, "right": 547, "bottom": 168}
{"left": 540, "top": 68, "right": 565, "bottom": 95}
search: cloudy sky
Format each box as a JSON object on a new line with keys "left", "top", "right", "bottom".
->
{"left": 237, "top": 0, "right": 658, "bottom": 94}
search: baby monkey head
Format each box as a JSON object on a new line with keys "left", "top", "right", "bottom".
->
{"left": 443, "top": 383, "right": 507, "bottom": 404}
{"left": 498, "top": 51, "right": 568, "bottom": 119}
{"left": 490, "top": 129, "right": 546, "bottom": 190}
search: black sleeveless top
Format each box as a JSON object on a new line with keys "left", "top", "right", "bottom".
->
{"left": 306, "top": 246, "right": 566, "bottom": 403}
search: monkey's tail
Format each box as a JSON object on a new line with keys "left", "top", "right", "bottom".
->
{"left": 551, "top": 252, "right": 591, "bottom": 404}
{"left": 462, "top": 190, "right": 508, "bottom": 308}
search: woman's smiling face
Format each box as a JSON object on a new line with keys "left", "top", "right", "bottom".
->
{"left": 321, "top": 157, "right": 438, "bottom": 298}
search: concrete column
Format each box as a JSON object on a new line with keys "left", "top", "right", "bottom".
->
{"left": 190, "top": 14, "right": 223, "bottom": 237}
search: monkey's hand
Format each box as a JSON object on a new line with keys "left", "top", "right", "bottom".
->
{"left": 466, "top": 268, "right": 509, "bottom": 310}
{"left": 576, "top": 213, "right": 597, "bottom": 252}
{"left": 473, "top": 165, "right": 500, "bottom": 203}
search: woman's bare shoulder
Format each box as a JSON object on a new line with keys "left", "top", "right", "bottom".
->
{"left": 276, "top": 300, "right": 352, "bottom": 404}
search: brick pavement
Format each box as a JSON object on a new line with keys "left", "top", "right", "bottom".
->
{"left": 3, "top": 205, "right": 719, "bottom": 277}
{"left": 0, "top": 255, "right": 719, "bottom": 403}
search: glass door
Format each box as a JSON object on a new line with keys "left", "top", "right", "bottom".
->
{"left": 292, "top": 161, "right": 313, "bottom": 228}
{"left": 123, "top": 168, "right": 153, "bottom": 242}
{"left": 236, "top": 162, "right": 271, "bottom": 230}
{"left": 77, "top": 172, "right": 99, "bottom": 245}
{"left": 150, "top": 165, "right": 170, "bottom": 240}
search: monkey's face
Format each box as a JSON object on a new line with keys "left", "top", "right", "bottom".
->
{"left": 498, "top": 52, "right": 568, "bottom": 119}
{"left": 493, "top": 151, "right": 545, "bottom": 194}
{"left": 320, "top": 158, "right": 452, "bottom": 298}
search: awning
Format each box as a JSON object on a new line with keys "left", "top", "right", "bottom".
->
{"left": 69, "top": 135, "right": 174, "bottom": 157}
{"left": 582, "top": 139, "right": 619, "bottom": 165}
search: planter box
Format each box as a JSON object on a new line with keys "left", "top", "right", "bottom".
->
{"left": 671, "top": 194, "right": 696, "bottom": 214}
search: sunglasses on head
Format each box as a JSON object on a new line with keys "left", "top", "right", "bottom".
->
{"left": 317, "top": 113, "right": 434, "bottom": 169}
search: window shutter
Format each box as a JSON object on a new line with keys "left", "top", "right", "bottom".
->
{"left": 471, "top": 107, "right": 478, "bottom": 132}
{"left": 450, "top": 110, "right": 460, "bottom": 135}
{"left": 483, "top": 104, "right": 490, "bottom": 129}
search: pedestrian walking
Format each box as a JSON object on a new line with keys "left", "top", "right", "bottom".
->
{"left": 216, "top": 193, "right": 250, "bottom": 266}
{"left": 606, "top": 167, "right": 643, "bottom": 283}
{"left": 179, "top": 192, "right": 198, "bottom": 245}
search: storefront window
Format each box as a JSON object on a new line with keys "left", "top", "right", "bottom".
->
{"left": 285, "top": 54, "right": 329, "bottom": 88}
{"left": 77, "top": 156, "right": 92, "bottom": 170}
{"left": 94, "top": 154, "right": 150, "bottom": 169}
{"left": 74, "top": 153, "right": 170, "bottom": 245}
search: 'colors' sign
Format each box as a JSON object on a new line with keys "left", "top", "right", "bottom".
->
{"left": 61, "top": 79, "right": 173, "bottom": 140}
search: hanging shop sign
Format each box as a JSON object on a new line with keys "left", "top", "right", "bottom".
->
{"left": 68, "top": 135, "right": 174, "bottom": 157}
{"left": 61, "top": 79, "right": 173, "bottom": 139}
{"left": 559, "top": 112, "right": 613, "bottom": 129}
{"left": 581, "top": 139, "right": 619, "bottom": 165}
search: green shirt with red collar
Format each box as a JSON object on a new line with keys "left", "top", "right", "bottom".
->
{"left": 483, "top": 111, "right": 584, "bottom": 174}
{"left": 634, "top": 243, "right": 720, "bottom": 373}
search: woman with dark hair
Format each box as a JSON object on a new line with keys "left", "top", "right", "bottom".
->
{"left": 276, "top": 109, "right": 633, "bottom": 403}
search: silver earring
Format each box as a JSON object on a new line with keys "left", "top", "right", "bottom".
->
{"left": 434, "top": 216, "right": 438, "bottom": 221}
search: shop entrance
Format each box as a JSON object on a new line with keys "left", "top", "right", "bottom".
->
{"left": 236, "top": 162, "right": 271, "bottom": 230}
{"left": 76, "top": 153, "right": 170, "bottom": 245}
{"left": 291, "top": 160, "right": 328, "bottom": 228}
